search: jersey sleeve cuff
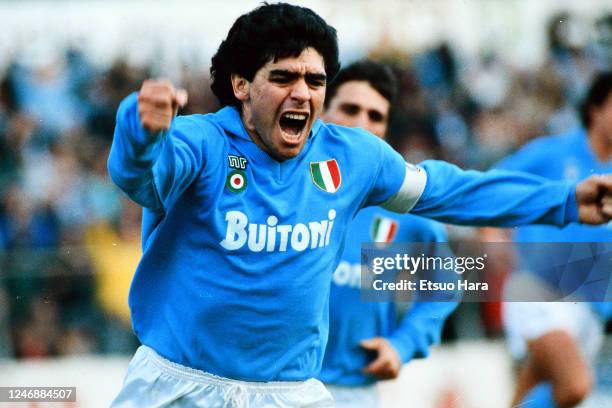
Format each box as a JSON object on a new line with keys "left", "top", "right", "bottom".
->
{"left": 118, "top": 92, "right": 163, "bottom": 149}
{"left": 388, "top": 335, "right": 417, "bottom": 363}
{"left": 563, "top": 184, "right": 579, "bottom": 224}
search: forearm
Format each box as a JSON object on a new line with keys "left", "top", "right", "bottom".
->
{"left": 410, "top": 160, "right": 578, "bottom": 227}
{"left": 108, "top": 93, "right": 164, "bottom": 210}
{"left": 389, "top": 301, "right": 458, "bottom": 363}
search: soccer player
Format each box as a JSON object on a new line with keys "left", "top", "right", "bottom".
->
{"left": 318, "top": 60, "right": 458, "bottom": 407}
{"left": 501, "top": 71, "right": 612, "bottom": 408}
{"left": 107, "top": 4, "right": 612, "bottom": 406}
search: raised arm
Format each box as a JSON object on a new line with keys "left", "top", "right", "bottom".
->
{"left": 381, "top": 160, "right": 612, "bottom": 227}
{"left": 108, "top": 80, "right": 204, "bottom": 212}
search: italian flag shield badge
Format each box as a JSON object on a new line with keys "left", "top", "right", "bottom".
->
{"left": 310, "top": 159, "right": 341, "bottom": 193}
{"left": 371, "top": 216, "right": 398, "bottom": 242}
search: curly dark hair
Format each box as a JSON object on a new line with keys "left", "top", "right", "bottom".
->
{"left": 210, "top": 3, "right": 340, "bottom": 107}
{"left": 324, "top": 60, "right": 398, "bottom": 108}
{"left": 580, "top": 71, "right": 612, "bottom": 129}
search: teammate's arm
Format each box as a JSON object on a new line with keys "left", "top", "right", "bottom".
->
{"left": 108, "top": 80, "right": 204, "bottom": 212}
{"left": 361, "top": 222, "right": 459, "bottom": 379}
{"left": 392, "top": 301, "right": 457, "bottom": 357}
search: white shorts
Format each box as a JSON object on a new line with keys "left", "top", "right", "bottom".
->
{"left": 111, "top": 345, "right": 334, "bottom": 408}
{"left": 325, "top": 384, "right": 379, "bottom": 408}
{"left": 503, "top": 300, "right": 604, "bottom": 361}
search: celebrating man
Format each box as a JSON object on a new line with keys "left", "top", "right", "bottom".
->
{"left": 108, "top": 3, "right": 612, "bottom": 407}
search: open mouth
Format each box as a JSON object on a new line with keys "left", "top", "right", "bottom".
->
{"left": 279, "top": 112, "right": 309, "bottom": 140}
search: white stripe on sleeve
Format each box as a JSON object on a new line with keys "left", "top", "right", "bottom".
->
{"left": 381, "top": 163, "right": 427, "bottom": 213}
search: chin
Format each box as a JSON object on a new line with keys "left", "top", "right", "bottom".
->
{"left": 276, "top": 146, "right": 302, "bottom": 160}
{"left": 273, "top": 136, "right": 308, "bottom": 160}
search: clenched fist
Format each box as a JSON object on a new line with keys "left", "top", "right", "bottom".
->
{"left": 576, "top": 175, "right": 612, "bottom": 224}
{"left": 137, "top": 79, "right": 188, "bottom": 133}
{"left": 361, "top": 337, "right": 402, "bottom": 380}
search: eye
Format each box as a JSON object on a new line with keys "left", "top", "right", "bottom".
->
{"left": 307, "top": 78, "right": 325, "bottom": 88}
{"left": 368, "top": 110, "right": 384, "bottom": 123}
{"left": 305, "top": 74, "right": 326, "bottom": 88}
{"left": 270, "top": 76, "right": 292, "bottom": 84}
{"left": 340, "top": 104, "right": 360, "bottom": 116}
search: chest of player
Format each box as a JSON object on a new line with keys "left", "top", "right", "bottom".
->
{"left": 548, "top": 136, "right": 612, "bottom": 181}
{"left": 188, "top": 141, "right": 363, "bottom": 254}
{"left": 557, "top": 157, "right": 612, "bottom": 182}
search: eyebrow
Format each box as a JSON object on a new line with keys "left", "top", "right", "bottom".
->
{"left": 269, "top": 69, "right": 327, "bottom": 82}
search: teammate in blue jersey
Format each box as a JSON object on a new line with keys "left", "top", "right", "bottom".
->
{"left": 318, "top": 60, "right": 458, "bottom": 407}
{"left": 107, "top": 4, "right": 612, "bottom": 407}
{"left": 499, "top": 72, "right": 612, "bottom": 408}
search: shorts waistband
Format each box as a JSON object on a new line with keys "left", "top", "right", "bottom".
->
{"left": 142, "top": 345, "right": 319, "bottom": 392}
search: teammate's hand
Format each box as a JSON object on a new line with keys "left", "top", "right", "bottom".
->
{"left": 137, "top": 79, "right": 188, "bottom": 133}
{"left": 576, "top": 175, "right": 612, "bottom": 224}
{"left": 360, "top": 337, "right": 402, "bottom": 380}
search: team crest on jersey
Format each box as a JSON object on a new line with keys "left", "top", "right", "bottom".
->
{"left": 310, "top": 159, "right": 341, "bottom": 193}
{"left": 228, "top": 155, "right": 248, "bottom": 170}
{"left": 226, "top": 170, "right": 247, "bottom": 193}
{"left": 371, "top": 216, "right": 398, "bottom": 243}
{"left": 226, "top": 155, "right": 248, "bottom": 193}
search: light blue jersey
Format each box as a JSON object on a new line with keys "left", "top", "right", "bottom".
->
{"left": 319, "top": 208, "right": 457, "bottom": 386}
{"left": 109, "top": 93, "right": 580, "bottom": 382}
{"left": 498, "top": 127, "right": 612, "bottom": 317}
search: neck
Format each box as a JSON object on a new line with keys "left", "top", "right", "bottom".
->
{"left": 588, "top": 128, "right": 612, "bottom": 162}
{"left": 240, "top": 107, "right": 264, "bottom": 149}
{"left": 239, "top": 107, "right": 284, "bottom": 161}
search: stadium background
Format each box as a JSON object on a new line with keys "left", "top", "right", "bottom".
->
{"left": 0, "top": 0, "right": 610, "bottom": 406}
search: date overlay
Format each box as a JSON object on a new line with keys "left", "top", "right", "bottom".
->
{"left": 0, "top": 387, "right": 76, "bottom": 402}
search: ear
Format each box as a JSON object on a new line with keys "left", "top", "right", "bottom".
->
{"left": 231, "top": 73, "right": 250, "bottom": 102}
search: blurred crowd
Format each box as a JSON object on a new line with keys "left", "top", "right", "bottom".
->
{"left": 0, "top": 11, "right": 610, "bottom": 359}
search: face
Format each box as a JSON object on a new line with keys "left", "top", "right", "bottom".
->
{"left": 590, "top": 92, "right": 612, "bottom": 144}
{"left": 232, "top": 48, "right": 327, "bottom": 161}
{"left": 322, "top": 80, "right": 390, "bottom": 139}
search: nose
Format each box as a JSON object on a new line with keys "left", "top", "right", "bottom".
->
{"left": 355, "top": 112, "right": 371, "bottom": 130}
{"left": 290, "top": 79, "right": 310, "bottom": 103}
